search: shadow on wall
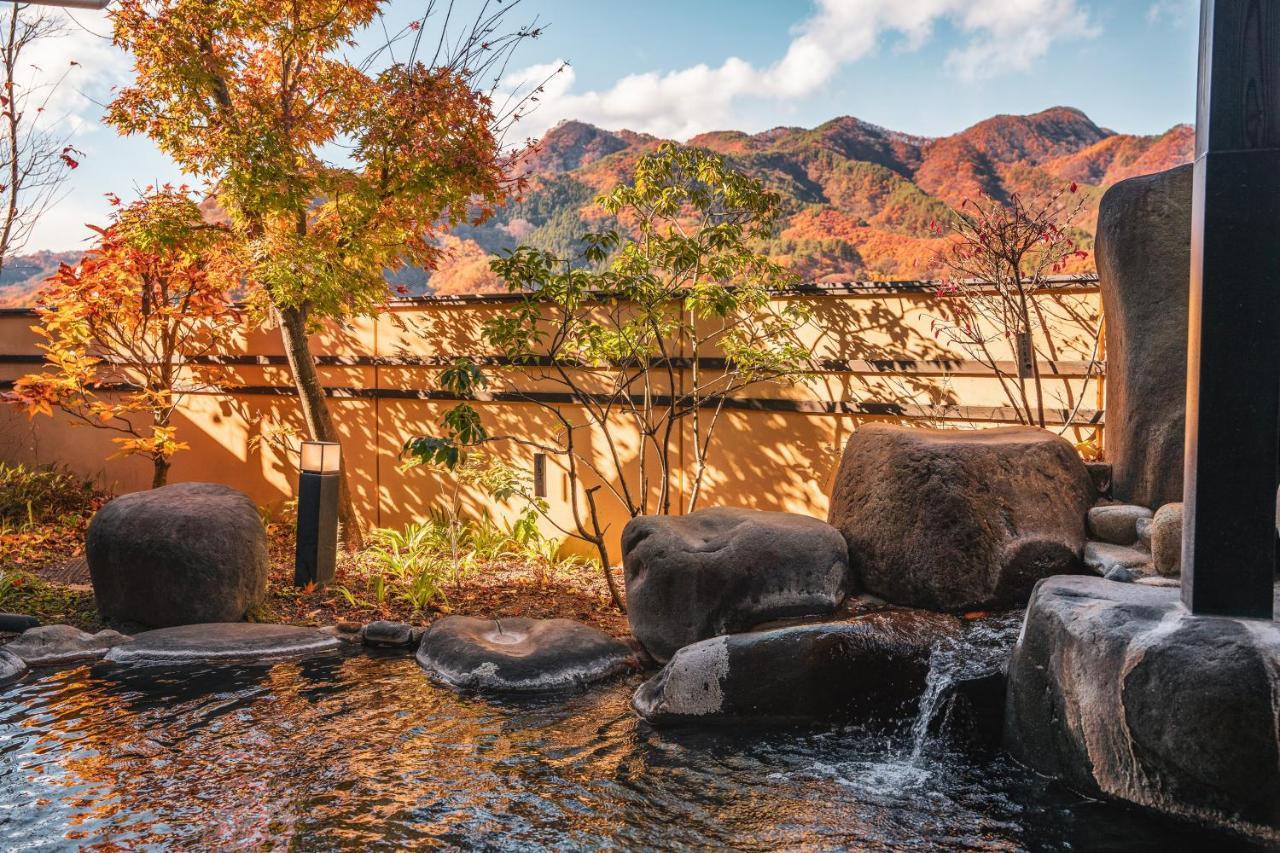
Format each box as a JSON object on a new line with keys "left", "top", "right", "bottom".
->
{"left": 0, "top": 282, "right": 1103, "bottom": 553}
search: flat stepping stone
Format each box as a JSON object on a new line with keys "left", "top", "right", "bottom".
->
{"left": 417, "top": 616, "right": 636, "bottom": 694}
{"left": 5, "top": 625, "right": 131, "bottom": 666}
{"left": 105, "top": 623, "right": 340, "bottom": 667}
{"left": 0, "top": 649, "right": 27, "bottom": 686}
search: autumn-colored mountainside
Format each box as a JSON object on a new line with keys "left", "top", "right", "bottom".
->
{"left": 431, "top": 106, "right": 1191, "bottom": 294}
{"left": 0, "top": 251, "right": 84, "bottom": 308}
{"left": 0, "top": 107, "right": 1192, "bottom": 306}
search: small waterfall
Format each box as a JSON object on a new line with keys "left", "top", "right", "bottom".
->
{"left": 906, "top": 613, "right": 1024, "bottom": 763}
{"left": 907, "top": 643, "right": 957, "bottom": 762}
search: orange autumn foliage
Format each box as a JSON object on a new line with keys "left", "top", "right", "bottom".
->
{"left": 4, "top": 188, "right": 241, "bottom": 487}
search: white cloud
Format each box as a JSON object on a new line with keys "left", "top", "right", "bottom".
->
{"left": 506, "top": 0, "right": 1098, "bottom": 140}
{"left": 20, "top": 8, "right": 126, "bottom": 137}
{"left": 1147, "top": 0, "right": 1197, "bottom": 26}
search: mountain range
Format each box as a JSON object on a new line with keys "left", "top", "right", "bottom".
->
{"left": 428, "top": 106, "right": 1192, "bottom": 294}
{"left": 0, "top": 107, "right": 1192, "bottom": 306}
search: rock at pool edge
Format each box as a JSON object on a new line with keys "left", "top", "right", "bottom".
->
{"left": 1005, "top": 575, "right": 1280, "bottom": 838}
{"left": 632, "top": 610, "right": 948, "bottom": 726}
{"left": 416, "top": 616, "right": 637, "bottom": 694}
{"left": 105, "top": 623, "right": 341, "bottom": 666}
{"left": 623, "top": 507, "right": 849, "bottom": 662}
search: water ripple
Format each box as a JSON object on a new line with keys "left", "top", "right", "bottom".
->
{"left": 0, "top": 653, "right": 1265, "bottom": 851}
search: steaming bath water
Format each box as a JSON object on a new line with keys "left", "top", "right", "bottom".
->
{"left": 0, "top": 652, "right": 1266, "bottom": 851}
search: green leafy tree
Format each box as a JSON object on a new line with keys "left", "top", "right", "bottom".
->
{"left": 404, "top": 144, "right": 814, "bottom": 611}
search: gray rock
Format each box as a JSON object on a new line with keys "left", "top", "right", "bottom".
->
{"left": 417, "top": 616, "right": 636, "bottom": 694}
{"left": 1087, "top": 503, "right": 1153, "bottom": 546}
{"left": 0, "top": 649, "right": 27, "bottom": 685}
{"left": 5, "top": 625, "right": 131, "bottom": 666}
{"left": 1136, "top": 516, "right": 1153, "bottom": 550}
{"left": 1005, "top": 575, "right": 1280, "bottom": 837}
{"left": 87, "top": 483, "right": 269, "bottom": 628}
{"left": 105, "top": 623, "right": 340, "bottom": 666}
{"left": 1150, "top": 502, "right": 1183, "bottom": 576}
{"left": 632, "top": 609, "right": 953, "bottom": 726}
{"left": 363, "top": 620, "right": 414, "bottom": 649}
{"left": 1104, "top": 565, "right": 1137, "bottom": 583}
{"left": 1096, "top": 164, "right": 1193, "bottom": 509}
{"left": 622, "top": 507, "right": 848, "bottom": 662}
{"left": 827, "top": 424, "right": 1095, "bottom": 612}
{"left": 1084, "top": 541, "right": 1152, "bottom": 577}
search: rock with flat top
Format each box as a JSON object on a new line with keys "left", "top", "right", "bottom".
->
{"left": 622, "top": 507, "right": 848, "bottom": 662}
{"left": 104, "top": 623, "right": 340, "bottom": 666}
{"left": 632, "top": 609, "right": 952, "bottom": 726}
{"left": 1087, "top": 504, "right": 1152, "bottom": 546}
{"left": 87, "top": 482, "right": 268, "bottom": 628}
{"left": 5, "top": 624, "right": 131, "bottom": 666}
{"left": 417, "top": 616, "right": 636, "bottom": 694}
{"left": 1006, "top": 575, "right": 1280, "bottom": 838}
{"left": 828, "top": 424, "right": 1094, "bottom": 612}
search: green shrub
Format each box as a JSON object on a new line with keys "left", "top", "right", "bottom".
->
{"left": 0, "top": 463, "right": 96, "bottom": 528}
{"left": 335, "top": 512, "right": 584, "bottom": 616}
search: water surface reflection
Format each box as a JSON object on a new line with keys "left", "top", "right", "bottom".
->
{"left": 0, "top": 655, "right": 1265, "bottom": 850}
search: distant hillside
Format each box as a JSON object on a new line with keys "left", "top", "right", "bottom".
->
{"left": 430, "top": 107, "right": 1192, "bottom": 293}
{"left": 0, "top": 107, "right": 1193, "bottom": 306}
{"left": 0, "top": 250, "right": 82, "bottom": 308}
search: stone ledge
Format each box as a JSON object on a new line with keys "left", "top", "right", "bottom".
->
{"left": 105, "top": 623, "right": 341, "bottom": 667}
{"left": 1005, "top": 575, "right": 1280, "bottom": 841}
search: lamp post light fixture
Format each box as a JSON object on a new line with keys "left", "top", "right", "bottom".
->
{"left": 295, "top": 440, "right": 340, "bottom": 589}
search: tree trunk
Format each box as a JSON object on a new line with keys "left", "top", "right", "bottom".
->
{"left": 583, "top": 484, "right": 626, "bottom": 613}
{"left": 277, "top": 303, "right": 364, "bottom": 550}
{"left": 151, "top": 456, "right": 170, "bottom": 489}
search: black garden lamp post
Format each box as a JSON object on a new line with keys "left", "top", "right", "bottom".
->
{"left": 295, "top": 440, "right": 340, "bottom": 589}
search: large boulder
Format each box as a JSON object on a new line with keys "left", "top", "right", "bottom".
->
{"left": 632, "top": 609, "right": 953, "bottom": 726}
{"left": 1096, "top": 164, "right": 1193, "bottom": 509}
{"left": 416, "top": 616, "right": 637, "bottom": 694}
{"left": 1005, "top": 576, "right": 1280, "bottom": 838}
{"left": 622, "top": 508, "right": 849, "bottom": 662}
{"left": 86, "top": 483, "right": 269, "bottom": 628}
{"left": 827, "top": 424, "right": 1095, "bottom": 612}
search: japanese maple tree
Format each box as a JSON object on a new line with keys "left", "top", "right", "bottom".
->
{"left": 931, "top": 184, "right": 1093, "bottom": 429}
{"left": 106, "top": 0, "right": 546, "bottom": 543}
{"left": 5, "top": 187, "right": 241, "bottom": 487}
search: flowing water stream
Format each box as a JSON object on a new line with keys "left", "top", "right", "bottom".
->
{"left": 0, "top": 638, "right": 1267, "bottom": 851}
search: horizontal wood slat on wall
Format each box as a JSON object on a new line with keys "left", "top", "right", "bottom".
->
{"left": 0, "top": 378, "right": 1103, "bottom": 426}
{"left": 0, "top": 352, "right": 1104, "bottom": 379}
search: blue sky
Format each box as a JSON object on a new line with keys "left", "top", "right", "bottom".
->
{"left": 32, "top": 0, "right": 1200, "bottom": 253}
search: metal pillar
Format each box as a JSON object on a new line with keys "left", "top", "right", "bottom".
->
{"left": 1182, "top": 0, "right": 1280, "bottom": 618}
